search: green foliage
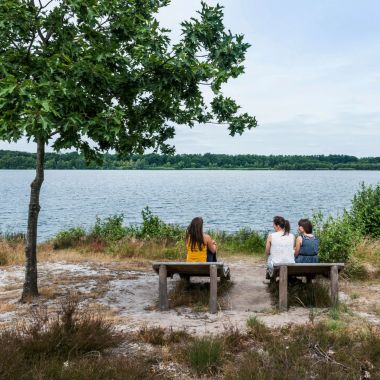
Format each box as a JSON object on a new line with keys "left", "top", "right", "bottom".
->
{"left": 350, "top": 183, "right": 380, "bottom": 238}
{"left": 1, "top": 150, "right": 380, "bottom": 169}
{"left": 91, "top": 214, "right": 127, "bottom": 242}
{"left": 139, "top": 207, "right": 184, "bottom": 241}
{"left": 312, "top": 212, "right": 360, "bottom": 263}
{"left": 0, "top": 231, "right": 25, "bottom": 243}
{"left": 187, "top": 337, "right": 223, "bottom": 374}
{"left": 0, "top": 1, "right": 255, "bottom": 160}
{"left": 214, "top": 228, "right": 265, "bottom": 254}
{"left": 52, "top": 226, "right": 86, "bottom": 249}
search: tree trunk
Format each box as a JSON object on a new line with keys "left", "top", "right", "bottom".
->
{"left": 21, "top": 139, "right": 45, "bottom": 301}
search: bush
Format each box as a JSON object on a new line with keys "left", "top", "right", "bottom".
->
{"left": 214, "top": 228, "right": 266, "bottom": 254}
{"left": 312, "top": 212, "right": 360, "bottom": 263}
{"left": 350, "top": 183, "right": 380, "bottom": 238}
{"left": 187, "top": 337, "right": 223, "bottom": 374}
{"left": 91, "top": 214, "right": 127, "bottom": 242}
{"left": 52, "top": 227, "right": 86, "bottom": 249}
{"left": 138, "top": 207, "right": 184, "bottom": 241}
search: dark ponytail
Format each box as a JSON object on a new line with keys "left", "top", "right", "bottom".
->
{"left": 284, "top": 220, "right": 290, "bottom": 235}
{"left": 273, "top": 216, "right": 290, "bottom": 236}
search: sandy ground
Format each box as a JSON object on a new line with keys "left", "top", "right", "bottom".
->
{"left": 0, "top": 257, "right": 379, "bottom": 334}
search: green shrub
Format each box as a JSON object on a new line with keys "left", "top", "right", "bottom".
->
{"left": 350, "top": 183, "right": 380, "bottom": 238}
{"left": 52, "top": 227, "right": 86, "bottom": 249}
{"left": 91, "top": 214, "right": 127, "bottom": 242}
{"left": 187, "top": 337, "right": 223, "bottom": 374}
{"left": 312, "top": 212, "right": 360, "bottom": 263}
{"left": 214, "top": 228, "right": 266, "bottom": 254}
{"left": 138, "top": 207, "right": 184, "bottom": 241}
{"left": 0, "top": 231, "right": 25, "bottom": 243}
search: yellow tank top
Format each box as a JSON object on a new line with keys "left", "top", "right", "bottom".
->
{"left": 186, "top": 238, "right": 207, "bottom": 262}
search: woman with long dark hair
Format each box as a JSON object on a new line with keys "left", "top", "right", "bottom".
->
{"left": 294, "top": 218, "right": 319, "bottom": 263}
{"left": 265, "top": 216, "right": 295, "bottom": 276}
{"left": 186, "top": 217, "right": 217, "bottom": 262}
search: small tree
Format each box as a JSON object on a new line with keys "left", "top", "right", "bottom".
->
{"left": 0, "top": 0, "right": 256, "bottom": 299}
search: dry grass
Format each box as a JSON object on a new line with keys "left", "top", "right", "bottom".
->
{"left": 134, "top": 325, "right": 191, "bottom": 346}
{"left": 345, "top": 239, "right": 380, "bottom": 280}
{"left": 223, "top": 322, "right": 380, "bottom": 380}
{"left": 0, "top": 303, "right": 16, "bottom": 313}
{"left": 268, "top": 277, "right": 332, "bottom": 308}
{"left": 168, "top": 278, "right": 233, "bottom": 311}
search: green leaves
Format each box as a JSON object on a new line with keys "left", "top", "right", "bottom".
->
{"left": 0, "top": 0, "right": 256, "bottom": 161}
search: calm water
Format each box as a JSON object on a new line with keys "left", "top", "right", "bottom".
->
{"left": 0, "top": 170, "right": 379, "bottom": 241}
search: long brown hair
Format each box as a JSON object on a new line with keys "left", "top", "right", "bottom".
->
{"left": 186, "top": 217, "right": 204, "bottom": 251}
{"left": 273, "top": 216, "right": 290, "bottom": 235}
{"left": 298, "top": 218, "right": 313, "bottom": 234}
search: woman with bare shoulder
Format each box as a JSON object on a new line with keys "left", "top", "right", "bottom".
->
{"left": 186, "top": 217, "right": 217, "bottom": 262}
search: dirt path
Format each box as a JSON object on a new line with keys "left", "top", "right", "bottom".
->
{"left": 0, "top": 257, "right": 379, "bottom": 334}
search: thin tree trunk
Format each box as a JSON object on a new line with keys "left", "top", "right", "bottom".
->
{"left": 21, "top": 139, "right": 45, "bottom": 301}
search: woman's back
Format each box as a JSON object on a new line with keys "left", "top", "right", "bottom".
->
{"left": 269, "top": 231, "right": 295, "bottom": 264}
{"left": 186, "top": 237, "right": 207, "bottom": 262}
{"left": 295, "top": 235, "right": 319, "bottom": 263}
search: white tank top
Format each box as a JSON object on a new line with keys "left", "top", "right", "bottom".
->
{"left": 269, "top": 231, "right": 295, "bottom": 264}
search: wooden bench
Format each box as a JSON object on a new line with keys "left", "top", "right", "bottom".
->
{"left": 152, "top": 262, "right": 230, "bottom": 314}
{"left": 272, "top": 263, "right": 345, "bottom": 311}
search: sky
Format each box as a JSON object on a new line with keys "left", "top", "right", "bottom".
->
{"left": 1, "top": 0, "right": 379, "bottom": 156}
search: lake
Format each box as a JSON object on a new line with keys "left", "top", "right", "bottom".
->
{"left": 0, "top": 170, "right": 379, "bottom": 241}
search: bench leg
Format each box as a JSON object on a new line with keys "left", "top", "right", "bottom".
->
{"left": 330, "top": 265, "right": 339, "bottom": 306}
{"left": 279, "top": 266, "right": 288, "bottom": 311}
{"left": 209, "top": 264, "right": 217, "bottom": 314}
{"left": 159, "top": 265, "right": 169, "bottom": 311}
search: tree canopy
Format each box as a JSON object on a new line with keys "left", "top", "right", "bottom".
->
{"left": 0, "top": 0, "right": 256, "bottom": 158}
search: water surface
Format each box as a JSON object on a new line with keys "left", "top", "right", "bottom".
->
{"left": 0, "top": 170, "right": 379, "bottom": 241}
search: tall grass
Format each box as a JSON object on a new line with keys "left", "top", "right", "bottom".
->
{"left": 268, "top": 278, "right": 332, "bottom": 308}
{"left": 187, "top": 337, "right": 223, "bottom": 375}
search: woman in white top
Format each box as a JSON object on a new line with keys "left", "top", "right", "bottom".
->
{"left": 265, "top": 216, "right": 295, "bottom": 277}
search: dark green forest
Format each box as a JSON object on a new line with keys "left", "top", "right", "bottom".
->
{"left": 0, "top": 150, "right": 379, "bottom": 170}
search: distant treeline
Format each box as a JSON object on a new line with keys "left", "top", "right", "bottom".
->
{"left": 1, "top": 150, "right": 380, "bottom": 170}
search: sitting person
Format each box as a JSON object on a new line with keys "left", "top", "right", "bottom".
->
{"left": 266, "top": 216, "right": 295, "bottom": 277}
{"left": 294, "top": 218, "right": 319, "bottom": 263}
{"left": 186, "top": 217, "right": 217, "bottom": 262}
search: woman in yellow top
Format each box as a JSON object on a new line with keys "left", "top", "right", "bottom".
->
{"left": 186, "top": 217, "right": 217, "bottom": 262}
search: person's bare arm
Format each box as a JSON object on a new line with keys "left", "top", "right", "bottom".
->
{"left": 265, "top": 234, "right": 272, "bottom": 256}
{"left": 294, "top": 236, "right": 302, "bottom": 256}
{"left": 205, "top": 234, "right": 217, "bottom": 253}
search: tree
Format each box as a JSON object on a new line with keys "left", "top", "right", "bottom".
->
{"left": 0, "top": 0, "right": 257, "bottom": 299}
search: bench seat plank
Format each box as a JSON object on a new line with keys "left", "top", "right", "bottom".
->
{"left": 273, "top": 263, "right": 344, "bottom": 277}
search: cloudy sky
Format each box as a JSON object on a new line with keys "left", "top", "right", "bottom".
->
{"left": 1, "top": 0, "right": 379, "bottom": 156}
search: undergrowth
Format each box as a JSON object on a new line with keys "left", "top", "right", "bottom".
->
{"left": 0, "top": 297, "right": 156, "bottom": 380}
{"left": 168, "top": 278, "right": 233, "bottom": 311}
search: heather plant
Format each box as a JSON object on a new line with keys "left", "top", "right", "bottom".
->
{"left": 52, "top": 227, "right": 86, "bottom": 249}
{"left": 312, "top": 212, "right": 360, "bottom": 263}
{"left": 350, "top": 183, "right": 380, "bottom": 238}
